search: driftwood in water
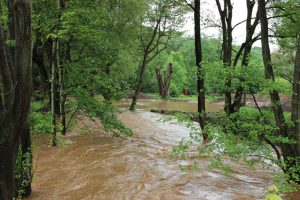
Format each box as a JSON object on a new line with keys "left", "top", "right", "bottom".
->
{"left": 155, "top": 63, "right": 173, "bottom": 98}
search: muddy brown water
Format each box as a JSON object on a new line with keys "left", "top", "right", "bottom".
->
{"left": 117, "top": 99, "right": 224, "bottom": 113}
{"left": 26, "top": 99, "right": 298, "bottom": 200}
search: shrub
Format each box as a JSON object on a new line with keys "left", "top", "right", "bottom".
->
{"left": 29, "top": 102, "right": 52, "bottom": 135}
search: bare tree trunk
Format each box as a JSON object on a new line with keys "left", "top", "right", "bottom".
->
{"left": 259, "top": 0, "right": 287, "bottom": 133}
{"left": 58, "top": 41, "right": 67, "bottom": 135}
{"left": 155, "top": 63, "right": 173, "bottom": 98}
{"left": 164, "top": 63, "right": 173, "bottom": 98}
{"left": 33, "top": 31, "right": 50, "bottom": 100}
{"left": 0, "top": 144, "right": 17, "bottom": 200}
{"left": 20, "top": 122, "right": 32, "bottom": 197}
{"left": 216, "top": 0, "right": 233, "bottom": 115}
{"left": 61, "top": 41, "right": 71, "bottom": 135}
{"left": 155, "top": 67, "right": 164, "bottom": 96}
{"left": 225, "top": 0, "right": 233, "bottom": 115}
{"left": 130, "top": 55, "right": 148, "bottom": 111}
{"left": 291, "top": 34, "right": 300, "bottom": 158}
{"left": 0, "top": 1, "right": 32, "bottom": 199}
{"left": 258, "top": 0, "right": 294, "bottom": 164}
{"left": 58, "top": 0, "right": 67, "bottom": 135}
{"left": 195, "top": 0, "right": 207, "bottom": 140}
{"left": 51, "top": 40, "right": 58, "bottom": 146}
{"left": 60, "top": 92, "right": 67, "bottom": 135}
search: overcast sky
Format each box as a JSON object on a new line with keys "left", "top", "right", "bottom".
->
{"left": 181, "top": 0, "right": 278, "bottom": 51}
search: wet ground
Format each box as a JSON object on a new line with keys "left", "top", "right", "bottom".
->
{"left": 26, "top": 99, "right": 298, "bottom": 200}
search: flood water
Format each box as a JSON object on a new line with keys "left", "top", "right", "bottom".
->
{"left": 117, "top": 99, "right": 224, "bottom": 113}
{"left": 26, "top": 99, "right": 298, "bottom": 200}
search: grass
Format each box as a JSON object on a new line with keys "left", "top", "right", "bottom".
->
{"left": 171, "top": 95, "right": 198, "bottom": 101}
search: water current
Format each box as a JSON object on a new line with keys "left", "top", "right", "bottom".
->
{"left": 26, "top": 99, "right": 299, "bottom": 200}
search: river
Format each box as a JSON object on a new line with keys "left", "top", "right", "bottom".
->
{"left": 26, "top": 99, "right": 298, "bottom": 200}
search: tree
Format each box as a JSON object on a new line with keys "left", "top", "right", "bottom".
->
{"left": 231, "top": 0, "right": 260, "bottom": 112}
{"left": 275, "top": 0, "right": 300, "bottom": 177}
{"left": 129, "top": 0, "right": 183, "bottom": 110}
{"left": 155, "top": 63, "right": 173, "bottom": 98}
{"left": 215, "top": 0, "right": 233, "bottom": 115}
{"left": 184, "top": 0, "right": 207, "bottom": 140}
{"left": 291, "top": 33, "right": 300, "bottom": 175}
{"left": 0, "top": 0, "right": 32, "bottom": 199}
{"left": 31, "top": 0, "right": 142, "bottom": 137}
{"left": 213, "top": 0, "right": 262, "bottom": 114}
{"left": 258, "top": 0, "right": 299, "bottom": 179}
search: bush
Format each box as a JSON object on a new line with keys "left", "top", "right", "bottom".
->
{"left": 29, "top": 102, "right": 52, "bottom": 135}
{"left": 15, "top": 146, "right": 31, "bottom": 199}
{"left": 170, "top": 84, "right": 181, "bottom": 97}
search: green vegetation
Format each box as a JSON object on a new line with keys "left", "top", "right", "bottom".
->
{"left": 29, "top": 102, "right": 53, "bottom": 135}
{"left": 15, "top": 146, "right": 32, "bottom": 200}
{"left": 0, "top": 0, "right": 299, "bottom": 199}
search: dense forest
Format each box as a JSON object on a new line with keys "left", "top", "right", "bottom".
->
{"left": 0, "top": 0, "right": 299, "bottom": 199}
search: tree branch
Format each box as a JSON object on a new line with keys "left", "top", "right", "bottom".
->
{"left": 184, "top": 0, "right": 195, "bottom": 11}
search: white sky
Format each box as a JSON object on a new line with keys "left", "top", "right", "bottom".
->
{"left": 181, "top": 0, "right": 278, "bottom": 51}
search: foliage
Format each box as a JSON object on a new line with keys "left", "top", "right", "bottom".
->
{"left": 29, "top": 102, "right": 52, "bottom": 135}
{"left": 74, "top": 89, "right": 133, "bottom": 136}
{"left": 30, "top": 0, "right": 143, "bottom": 138}
{"left": 273, "top": 0, "right": 300, "bottom": 52}
{"left": 263, "top": 185, "right": 286, "bottom": 200}
{"left": 170, "top": 106, "right": 299, "bottom": 191}
{"left": 272, "top": 52, "right": 294, "bottom": 87}
{"left": 143, "top": 36, "right": 223, "bottom": 95}
{"left": 169, "top": 84, "right": 181, "bottom": 97}
{"left": 141, "top": 36, "right": 286, "bottom": 98}
{"left": 14, "top": 146, "right": 31, "bottom": 199}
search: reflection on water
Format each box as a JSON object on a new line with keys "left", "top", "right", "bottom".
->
{"left": 26, "top": 99, "right": 298, "bottom": 200}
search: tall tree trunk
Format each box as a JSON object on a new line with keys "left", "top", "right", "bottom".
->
{"left": 194, "top": 0, "right": 207, "bottom": 140}
{"left": 129, "top": 5, "right": 169, "bottom": 111}
{"left": 291, "top": 34, "right": 300, "bottom": 158}
{"left": 225, "top": 0, "right": 233, "bottom": 115}
{"left": 58, "top": 0, "right": 67, "bottom": 134}
{"left": 258, "top": 0, "right": 294, "bottom": 164}
{"left": 216, "top": 0, "right": 233, "bottom": 115}
{"left": 61, "top": 97, "right": 66, "bottom": 135}
{"left": 51, "top": 40, "right": 58, "bottom": 146}
{"left": 155, "top": 67, "right": 164, "bottom": 96}
{"left": 45, "top": 40, "right": 54, "bottom": 109}
{"left": 163, "top": 63, "right": 173, "bottom": 98}
{"left": 58, "top": 41, "right": 66, "bottom": 135}
{"left": 32, "top": 31, "right": 51, "bottom": 101}
{"left": 61, "top": 42, "right": 71, "bottom": 135}
{"left": 0, "top": 1, "right": 32, "bottom": 199}
{"left": 20, "top": 123, "right": 32, "bottom": 197}
{"left": 0, "top": 143, "right": 17, "bottom": 200}
{"left": 155, "top": 63, "right": 173, "bottom": 98}
{"left": 130, "top": 54, "right": 148, "bottom": 111}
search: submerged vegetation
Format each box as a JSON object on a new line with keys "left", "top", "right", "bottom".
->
{"left": 0, "top": 0, "right": 299, "bottom": 199}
